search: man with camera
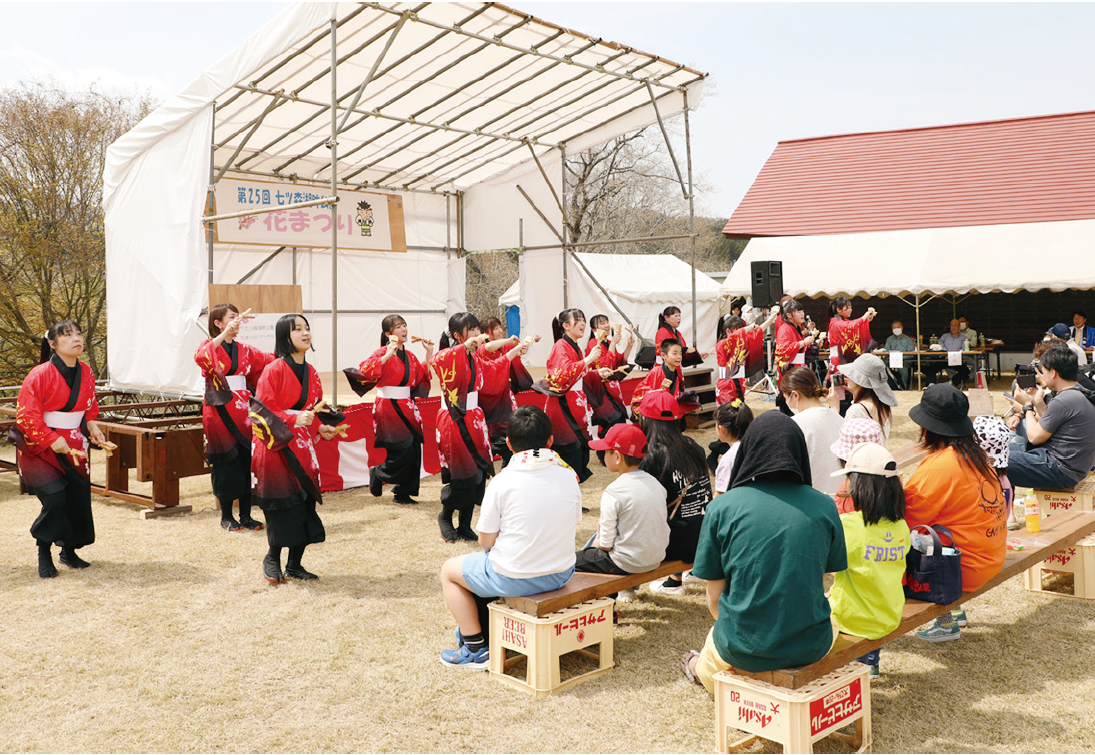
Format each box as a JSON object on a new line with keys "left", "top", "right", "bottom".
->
{"left": 1007, "top": 344, "right": 1095, "bottom": 490}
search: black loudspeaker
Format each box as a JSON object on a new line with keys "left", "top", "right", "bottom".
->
{"left": 635, "top": 342, "right": 658, "bottom": 369}
{"left": 750, "top": 260, "right": 784, "bottom": 308}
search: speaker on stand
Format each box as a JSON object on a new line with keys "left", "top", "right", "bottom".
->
{"left": 747, "top": 261, "right": 785, "bottom": 399}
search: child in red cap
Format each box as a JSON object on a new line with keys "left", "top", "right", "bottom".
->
{"left": 577, "top": 424, "right": 671, "bottom": 601}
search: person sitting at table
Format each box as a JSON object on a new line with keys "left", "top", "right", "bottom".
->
{"left": 1070, "top": 310, "right": 1095, "bottom": 349}
{"left": 1046, "top": 323, "right": 1088, "bottom": 366}
{"left": 957, "top": 316, "right": 978, "bottom": 347}
{"left": 884, "top": 320, "right": 915, "bottom": 390}
{"left": 929, "top": 319, "right": 970, "bottom": 387}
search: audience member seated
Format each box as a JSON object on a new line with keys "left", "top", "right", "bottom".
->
{"left": 957, "top": 316, "right": 978, "bottom": 347}
{"left": 828, "top": 442, "right": 909, "bottom": 680}
{"left": 1006, "top": 344, "right": 1095, "bottom": 491}
{"left": 780, "top": 366, "right": 844, "bottom": 496}
{"left": 905, "top": 385, "right": 1007, "bottom": 642}
{"left": 712, "top": 400, "right": 754, "bottom": 496}
{"left": 437, "top": 406, "right": 582, "bottom": 669}
{"left": 1046, "top": 322, "right": 1088, "bottom": 366}
{"left": 830, "top": 419, "right": 886, "bottom": 514}
{"left": 575, "top": 424, "right": 669, "bottom": 605}
{"left": 834, "top": 353, "right": 897, "bottom": 446}
{"left": 680, "top": 411, "right": 846, "bottom": 692}
{"left": 1070, "top": 310, "right": 1095, "bottom": 349}
{"left": 929, "top": 319, "right": 971, "bottom": 386}
{"left": 884, "top": 320, "right": 916, "bottom": 390}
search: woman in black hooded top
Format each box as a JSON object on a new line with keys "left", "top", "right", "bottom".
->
{"left": 682, "top": 411, "right": 848, "bottom": 692}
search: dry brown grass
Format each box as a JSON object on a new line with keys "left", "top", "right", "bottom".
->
{"left": 1, "top": 382, "right": 1094, "bottom": 753}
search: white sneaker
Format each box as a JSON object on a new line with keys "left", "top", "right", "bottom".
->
{"left": 648, "top": 579, "right": 685, "bottom": 596}
{"left": 682, "top": 571, "right": 705, "bottom": 584}
{"left": 616, "top": 588, "right": 637, "bottom": 603}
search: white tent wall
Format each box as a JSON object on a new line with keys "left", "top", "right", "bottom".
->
{"left": 518, "top": 249, "right": 565, "bottom": 366}
{"left": 462, "top": 151, "right": 563, "bottom": 253}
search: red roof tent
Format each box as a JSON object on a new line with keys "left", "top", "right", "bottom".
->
{"left": 723, "top": 110, "right": 1095, "bottom": 239}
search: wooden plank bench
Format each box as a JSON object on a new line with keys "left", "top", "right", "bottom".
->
{"left": 712, "top": 510, "right": 1095, "bottom": 753}
{"left": 892, "top": 442, "right": 927, "bottom": 472}
{"left": 499, "top": 559, "right": 692, "bottom": 617}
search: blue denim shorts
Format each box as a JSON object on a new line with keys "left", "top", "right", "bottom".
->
{"left": 461, "top": 550, "right": 574, "bottom": 598}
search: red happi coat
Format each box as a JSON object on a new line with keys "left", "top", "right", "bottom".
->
{"left": 476, "top": 343, "right": 534, "bottom": 437}
{"left": 357, "top": 345, "right": 430, "bottom": 449}
{"left": 775, "top": 319, "right": 808, "bottom": 381}
{"left": 431, "top": 344, "right": 510, "bottom": 483}
{"left": 194, "top": 338, "right": 274, "bottom": 463}
{"left": 630, "top": 362, "right": 684, "bottom": 411}
{"left": 544, "top": 336, "right": 595, "bottom": 446}
{"left": 585, "top": 336, "right": 628, "bottom": 423}
{"left": 251, "top": 358, "right": 324, "bottom": 510}
{"left": 716, "top": 328, "right": 764, "bottom": 404}
{"left": 656, "top": 324, "right": 703, "bottom": 367}
{"left": 15, "top": 358, "right": 100, "bottom": 491}
{"left": 828, "top": 315, "right": 873, "bottom": 365}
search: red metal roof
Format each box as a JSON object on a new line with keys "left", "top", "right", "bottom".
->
{"left": 723, "top": 110, "right": 1095, "bottom": 238}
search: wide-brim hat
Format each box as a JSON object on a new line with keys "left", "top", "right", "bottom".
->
{"left": 973, "top": 415, "right": 1011, "bottom": 468}
{"left": 909, "top": 383, "right": 974, "bottom": 437}
{"left": 837, "top": 353, "right": 898, "bottom": 407}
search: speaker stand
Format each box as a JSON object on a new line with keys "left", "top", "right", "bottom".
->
{"left": 748, "top": 373, "right": 779, "bottom": 401}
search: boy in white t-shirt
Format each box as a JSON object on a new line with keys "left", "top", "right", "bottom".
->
{"left": 438, "top": 405, "right": 582, "bottom": 669}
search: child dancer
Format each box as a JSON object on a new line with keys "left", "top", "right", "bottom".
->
{"left": 431, "top": 313, "right": 529, "bottom": 542}
{"left": 194, "top": 303, "right": 274, "bottom": 530}
{"left": 828, "top": 442, "right": 910, "bottom": 680}
{"left": 630, "top": 338, "right": 686, "bottom": 413}
{"left": 14, "top": 321, "right": 107, "bottom": 578}
{"left": 714, "top": 311, "right": 775, "bottom": 404}
{"left": 655, "top": 306, "right": 710, "bottom": 368}
{"left": 351, "top": 314, "right": 432, "bottom": 505}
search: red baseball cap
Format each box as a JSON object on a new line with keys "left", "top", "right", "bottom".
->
{"left": 589, "top": 423, "right": 647, "bottom": 457}
{"left": 637, "top": 390, "right": 688, "bottom": 421}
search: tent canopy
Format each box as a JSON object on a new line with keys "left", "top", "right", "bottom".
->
{"left": 103, "top": 2, "right": 707, "bottom": 396}
{"left": 720, "top": 218, "right": 1095, "bottom": 301}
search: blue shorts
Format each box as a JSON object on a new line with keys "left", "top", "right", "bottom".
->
{"left": 461, "top": 551, "right": 574, "bottom": 598}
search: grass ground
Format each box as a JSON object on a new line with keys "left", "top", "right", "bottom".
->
{"left": 1, "top": 382, "right": 1094, "bottom": 753}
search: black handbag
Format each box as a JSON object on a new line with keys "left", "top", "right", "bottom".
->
{"left": 903, "top": 524, "right": 963, "bottom": 604}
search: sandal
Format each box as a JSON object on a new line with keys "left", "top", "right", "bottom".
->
{"left": 680, "top": 650, "right": 704, "bottom": 687}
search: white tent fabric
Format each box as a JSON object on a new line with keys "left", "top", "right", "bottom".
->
{"left": 518, "top": 252, "right": 722, "bottom": 367}
{"left": 103, "top": 2, "right": 706, "bottom": 396}
{"left": 498, "top": 281, "right": 520, "bottom": 307}
{"left": 721, "top": 218, "right": 1095, "bottom": 300}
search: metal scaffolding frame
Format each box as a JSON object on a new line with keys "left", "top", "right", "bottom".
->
{"left": 201, "top": 2, "right": 708, "bottom": 403}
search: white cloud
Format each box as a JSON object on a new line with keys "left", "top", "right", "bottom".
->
{"left": 1, "top": 45, "right": 172, "bottom": 98}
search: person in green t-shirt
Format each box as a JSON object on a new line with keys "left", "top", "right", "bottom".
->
{"left": 681, "top": 411, "right": 847, "bottom": 692}
{"left": 828, "top": 442, "right": 910, "bottom": 680}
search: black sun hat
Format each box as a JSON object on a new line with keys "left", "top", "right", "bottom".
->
{"left": 909, "top": 383, "right": 974, "bottom": 437}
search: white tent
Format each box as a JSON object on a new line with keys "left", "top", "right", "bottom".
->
{"left": 103, "top": 2, "right": 707, "bottom": 397}
{"left": 513, "top": 252, "right": 722, "bottom": 365}
{"left": 720, "top": 218, "right": 1095, "bottom": 300}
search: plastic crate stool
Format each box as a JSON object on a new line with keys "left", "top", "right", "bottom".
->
{"left": 1024, "top": 532, "right": 1095, "bottom": 600}
{"left": 1034, "top": 478, "right": 1095, "bottom": 516}
{"left": 714, "top": 663, "right": 871, "bottom": 754}
{"left": 488, "top": 597, "right": 614, "bottom": 695}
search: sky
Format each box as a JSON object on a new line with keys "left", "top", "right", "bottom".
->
{"left": 4, "top": 2, "right": 1095, "bottom": 218}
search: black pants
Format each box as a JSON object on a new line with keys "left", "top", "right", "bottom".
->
{"left": 440, "top": 476, "right": 486, "bottom": 511}
{"left": 31, "top": 482, "right": 94, "bottom": 549}
{"left": 264, "top": 499, "right": 325, "bottom": 548}
{"left": 554, "top": 440, "right": 592, "bottom": 483}
{"left": 375, "top": 442, "right": 421, "bottom": 497}
{"left": 574, "top": 546, "right": 629, "bottom": 575}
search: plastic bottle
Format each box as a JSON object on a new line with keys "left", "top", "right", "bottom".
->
{"left": 1025, "top": 496, "right": 1041, "bottom": 533}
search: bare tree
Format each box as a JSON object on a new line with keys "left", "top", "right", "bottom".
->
{"left": 0, "top": 81, "right": 153, "bottom": 383}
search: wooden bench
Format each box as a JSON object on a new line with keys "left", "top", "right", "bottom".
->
{"left": 712, "top": 509, "right": 1095, "bottom": 753}
{"left": 489, "top": 560, "right": 691, "bottom": 694}
{"left": 892, "top": 442, "right": 927, "bottom": 472}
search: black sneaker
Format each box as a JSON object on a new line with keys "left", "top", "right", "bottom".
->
{"left": 39, "top": 551, "right": 58, "bottom": 579}
{"left": 393, "top": 494, "right": 418, "bottom": 505}
{"left": 59, "top": 549, "right": 90, "bottom": 569}
{"left": 438, "top": 513, "right": 458, "bottom": 543}
{"left": 262, "top": 553, "right": 284, "bottom": 584}
{"left": 220, "top": 518, "right": 243, "bottom": 532}
{"left": 285, "top": 564, "right": 318, "bottom": 581}
{"left": 238, "top": 517, "right": 265, "bottom": 531}
{"left": 456, "top": 526, "right": 478, "bottom": 542}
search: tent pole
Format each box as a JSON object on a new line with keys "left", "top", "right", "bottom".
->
{"left": 561, "top": 145, "right": 569, "bottom": 309}
{"left": 329, "top": 18, "right": 339, "bottom": 406}
{"left": 207, "top": 103, "right": 216, "bottom": 286}
{"left": 916, "top": 293, "right": 922, "bottom": 391}
{"left": 684, "top": 91, "right": 697, "bottom": 348}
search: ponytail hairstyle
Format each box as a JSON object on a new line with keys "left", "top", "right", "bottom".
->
{"left": 41, "top": 320, "right": 81, "bottom": 364}
{"left": 713, "top": 399, "right": 754, "bottom": 443}
{"left": 274, "top": 313, "right": 311, "bottom": 359}
{"left": 588, "top": 314, "right": 609, "bottom": 342}
{"left": 208, "top": 303, "right": 240, "bottom": 338}
{"left": 440, "top": 312, "right": 480, "bottom": 349}
{"left": 380, "top": 314, "right": 406, "bottom": 347}
{"left": 717, "top": 314, "right": 745, "bottom": 341}
{"left": 829, "top": 296, "right": 850, "bottom": 319}
{"left": 846, "top": 471, "right": 906, "bottom": 527}
{"left": 657, "top": 305, "right": 682, "bottom": 333}
{"left": 779, "top": 365, "right": 827, "bottom": 399}
{"left": 480, "top": 316, "right": 503, "bottom": 339}
{"left": 780, "top": 299, "right": 805, "bottom": 329}
{"left": 552, "top": 308, "right": 585, "bottom": 342}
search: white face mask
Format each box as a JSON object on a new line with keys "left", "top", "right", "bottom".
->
{"left": 787, "top": 394, "right": 800, "bottom": 415}
{"left": 892, "top": 328, "right": 902, "bottom": 337}
{"left": 959, "top": 323, "right": 968, "bottom": 331}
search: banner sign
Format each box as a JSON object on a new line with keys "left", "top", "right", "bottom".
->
{"left": 213, "top": 178, "right": 405, "bottom": 252}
